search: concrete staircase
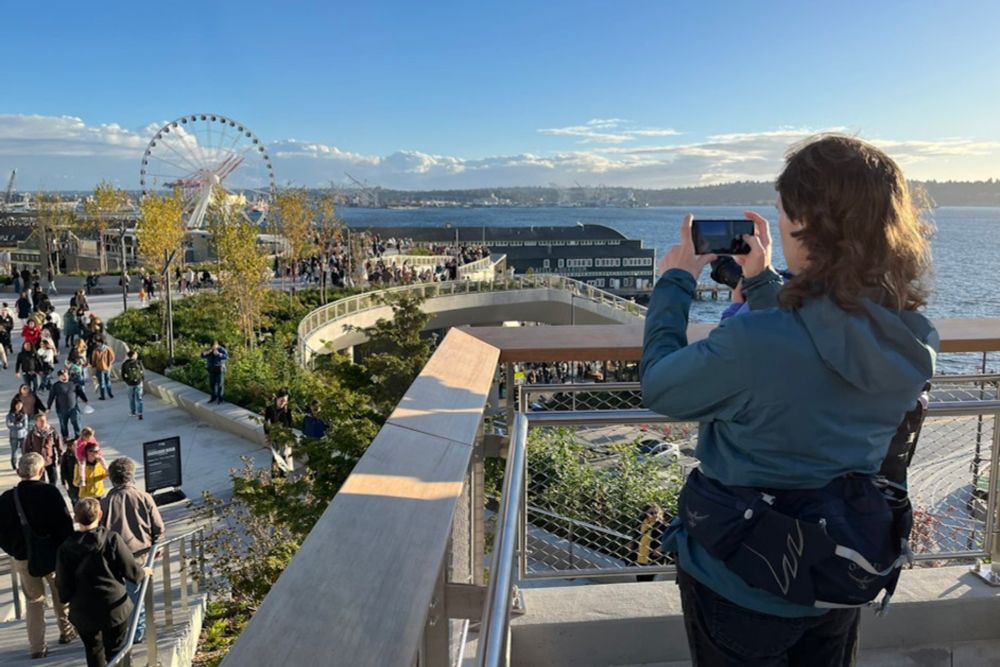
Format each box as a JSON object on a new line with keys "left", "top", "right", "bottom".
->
{"left": 0, "top": 587, "right": 205, "bottom": 667}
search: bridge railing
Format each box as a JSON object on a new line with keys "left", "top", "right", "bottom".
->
{"left": 295, "top": 273, "right": 646, "bottom": 364}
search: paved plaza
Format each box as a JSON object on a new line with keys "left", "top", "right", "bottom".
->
{"left": 0, "top": 283, "right": 270, "bottom": 663}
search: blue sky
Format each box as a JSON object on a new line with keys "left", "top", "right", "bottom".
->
{"left": 1, "top": 0, "right": 999, "bottom": 190}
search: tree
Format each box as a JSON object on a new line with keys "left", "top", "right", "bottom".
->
{"left": 210, "top": 192, "right": 271, "bottom": 348}
{"left": 33, "top": 193, "right": 74, "bottom": 276}
{"left": 83, "top": 181, "right": 129, "bottom": 272}
{"left": 313, "top": 192, "right": 344, "bottom": 302}
{"left": 136, "top": 190, "right": 186, "bottom": 277}
{"left": 273, "top": 190, "right": 313, "bottom": 284}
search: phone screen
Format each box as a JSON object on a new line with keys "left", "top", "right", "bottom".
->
{"left": 691, "top": 219, "right": 754, "bottom": 255}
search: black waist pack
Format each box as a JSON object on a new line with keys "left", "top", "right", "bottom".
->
{"left": 678, "top": 468, "right": 912, "bottom": 611}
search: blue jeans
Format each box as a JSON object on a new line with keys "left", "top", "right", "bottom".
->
{"left": 9, "top": 436, "right": 21, "bottom": 469}
{"left": 676, "top": 568, "right": 860, "bottom": 666}
{"left": 129, "top": 384, "right": 143, "bottom": 416}
{"left": 57, "top": 408, "right": 81, "bottom": 441}
{"left": 208, "top": 369, "right": 224, "bottom": 401}
{"left": 97, "top": 369, "right": 113, "bottom": 398}
{"left": 25, "top": 373, "right": 38, "bottom": 393}
{"left": 125, "top": 577, "right": 146, "bottom": 643}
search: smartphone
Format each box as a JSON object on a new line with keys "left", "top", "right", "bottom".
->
{"left": 691, "top": 219, "right": 754, "bottom": 255}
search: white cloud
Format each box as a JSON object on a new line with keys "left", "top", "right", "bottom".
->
{"left": 0, "top": 114, "right": 998, "bottom": 191}
{"left": 538, "top": 118, "right": 681, "bottom": 144}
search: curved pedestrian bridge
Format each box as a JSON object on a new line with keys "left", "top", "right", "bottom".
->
{"left": 297, "top": 274, "right": 646, "bottom": 364}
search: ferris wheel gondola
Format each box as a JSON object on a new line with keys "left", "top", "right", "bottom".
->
{"left": 139, "top": 113, "right": 275, "bottom": 229}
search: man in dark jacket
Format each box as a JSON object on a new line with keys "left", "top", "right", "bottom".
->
{"left": 201, "top": 340, "right": 229, "bottom": 404}
{"left": 264, "top": 389, "right": 293, "bottom": 476}
{"left": 0, "top": 452, "right": 75, "bottom": 658}
{"left": 47, "top": 368, "right": 89, "bottom": 441}
{"left": 57, "top": 498, "right": 150, "bottom": 667}
{"left": 22, "top": 413, "right": 63, "bottom": 485}
{"left": 15, "top": 341, "right": 42, "bottom": 393}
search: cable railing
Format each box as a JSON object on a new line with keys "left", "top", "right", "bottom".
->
{"left": 296, "top": 272, "right": 646, "bottom": 364}
{"left": 511, "top": 376, "right": 1000, "bottom": 581}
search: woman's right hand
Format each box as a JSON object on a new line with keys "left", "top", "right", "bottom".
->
{"left": 734, "top": 211, "right": 774, "bottom": 280}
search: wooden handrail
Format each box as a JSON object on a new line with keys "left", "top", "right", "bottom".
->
{"left": 222, "top": 328, "right": 499, "bottom": 667}
{"left": 461, "top": 318, "right": 1000, "bottom": 362}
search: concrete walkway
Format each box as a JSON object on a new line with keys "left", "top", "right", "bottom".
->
{"left": 0, "top": 286, "right": 269, "bottom": 663}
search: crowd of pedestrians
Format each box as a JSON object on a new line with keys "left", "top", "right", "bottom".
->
{"left": 0, "top": 269, "right": 169, "bottom": 664}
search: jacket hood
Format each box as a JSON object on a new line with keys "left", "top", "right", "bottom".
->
{"left": 62, "top": 527, "right": 109, "bottom": 558}
{"left": 797, "top": 296, "right": 938, "bottom": 394}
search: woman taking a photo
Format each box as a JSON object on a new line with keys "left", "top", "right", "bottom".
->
{"left": 642, "top": 135, "right": 936, "bottom": 665}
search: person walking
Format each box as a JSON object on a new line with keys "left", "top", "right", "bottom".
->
{"left": 201, "top": 340, "right": 229, "bottom": 404}
{"left": 0, "top": 453, "right": 76, "bottom": 659}
{"left": 632, "top": 504, "right": 665, "bottom": 582}
{"left": 11, "top": 383, "right": 42, "bottom": 419}
{"left": 102, "top": 457, "right": 164, "bottom": 644}
{"left": 15, "top": 341, "right": 42, "bottom": 393}
{"left": 56, "top": 498, "right": 150, "bottom": 667}
{"left": 15, "top": 289, "right": 32, "bottom": 324}
{"left": 47, "top": 368, "right": 90, "bottom": 441}
{"left": 120, "top": 349, "right": 145, "bottom": 419}
{"left": 263, "top": 389, "right": 293, "bottom": 476}
{"left": 74, "top": 443, "right": 108, "bottom": 499}
{"left": 6, "top": 397, "right": 28, "bottom": 471}
{"left": 22, "top": 413, "right": 62, "bottom": 485}
{"left": 90, "top": 336, "right": 116, "bottom": 400}
{"left": 61, "top": 447, "right": 80, "bottom": 505}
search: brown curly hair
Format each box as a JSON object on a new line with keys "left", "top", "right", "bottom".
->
{"left": 776, "top": 134, "right": 933, "bottom": 312}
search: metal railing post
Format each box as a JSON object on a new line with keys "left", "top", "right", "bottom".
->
{"left": 145, "top": 573, "right": 158, "bottom": 664}
{"left": 179, "top": 538, "right": 190, "bottom": 613}
{"left": 9, "top": 558, "right": 22, "bottom": 620}
{"left": 162, "top": 542, "right": 174, "bottom": 628}
{"left": 975, "top": 406, "right": 1000, "bottom": 585}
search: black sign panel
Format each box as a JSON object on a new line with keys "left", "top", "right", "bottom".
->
{"left": 142, "top": 436, "right": 182, "bottom": 493}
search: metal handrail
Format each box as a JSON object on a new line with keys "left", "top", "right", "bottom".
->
{"left": 477, "top": 413, "right": 528, "bottom": 667}
{"left": 106, "top": 527, "right": 206, "bottom": 667}
{"left": 107, "top": 546, "right": 158, "bottom": 667}
{"left": 296, "top": 272, "right": 646, "bottom": 364}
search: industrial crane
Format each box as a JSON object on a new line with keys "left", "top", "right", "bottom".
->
{"left": 344, "top": 172, "right": 380, "bottom": 208}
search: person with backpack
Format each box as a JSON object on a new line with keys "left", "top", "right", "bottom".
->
{"left": 56, "top": 497, "right": 150, "bottom": 667}
{"left": 642, "top": 136, "right": 937, "bottom": 665}
{"left": 0, "top": 453, "right": 76, "bottom": 658}
{"left": 15, "top": 289, "right": 32, "bottom": 324}
{"left": 120, "top": 349, "right": 145, "bottom": 420}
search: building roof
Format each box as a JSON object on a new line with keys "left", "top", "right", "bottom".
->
{"left": 350, "top": 223, "right": 629, "bottom": 244}
{"left": 501, "top": 244, "right": 652, "bottom": 259}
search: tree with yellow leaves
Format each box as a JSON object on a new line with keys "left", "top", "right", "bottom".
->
{"left": 83, "top": 181, "right": 130, "bottom": 272}
{"left": 273, "top": 189, "right": 314, "bottom": 284}
{"left": 209, "top": 192, "right": 271, "bottom": 348}
{"left": 136, "top": 190, "right": 186, "bottom": 277}
{"left": 313, "top": 191, "right": 345, "bottom": 302}
{"left": 33, "top": 193, "right": 74, "bottom": 275}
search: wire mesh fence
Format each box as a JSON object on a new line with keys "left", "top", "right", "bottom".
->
{"left": 514, "top": 375, "right": 1000, "bottom": 580}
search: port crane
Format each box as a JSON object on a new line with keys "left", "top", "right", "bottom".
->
{"left": 3, "top": 169, "right": 15, "bottom": 205}
{"left": 344, "top": 172, "right": 380, "bottom": 208}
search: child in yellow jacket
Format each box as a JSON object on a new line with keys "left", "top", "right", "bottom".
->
{"left": 74, "top": 442, "right": 108, "bottom": 498}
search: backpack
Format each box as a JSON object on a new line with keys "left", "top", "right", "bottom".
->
{"left": 121, "top": 359, "right": 144, "bottom": 386}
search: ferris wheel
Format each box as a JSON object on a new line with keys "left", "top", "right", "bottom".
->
{"left": 139, "top": 113, "right": 275, "bottom": 229}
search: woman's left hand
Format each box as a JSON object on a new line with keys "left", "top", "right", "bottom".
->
{"left": 658, "top": 214, "right": 717, "bottom": 280}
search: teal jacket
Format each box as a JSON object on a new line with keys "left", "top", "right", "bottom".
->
{"left": 642, "top": 268, "right": 938, "bottom": 617}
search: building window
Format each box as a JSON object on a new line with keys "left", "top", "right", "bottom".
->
{"left": 558, "top": 258, "right": 564, "bottom": 268}
{"left": 543, "top": 259, "right": 550, "bottom": 269}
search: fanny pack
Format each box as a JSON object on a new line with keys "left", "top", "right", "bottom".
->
{"left": 678, "top": 468, "right": 912, "bottom": 612}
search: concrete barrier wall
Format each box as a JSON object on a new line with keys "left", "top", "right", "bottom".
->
{"left": 104, "top": 333, "right": 267, "bottom": 446}
{"left": 510, "top": 566, "right": 1000, "bottom": 666}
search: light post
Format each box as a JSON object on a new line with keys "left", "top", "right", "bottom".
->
{"left": 119, "top": 219, "right": 128, "bottom": 311}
